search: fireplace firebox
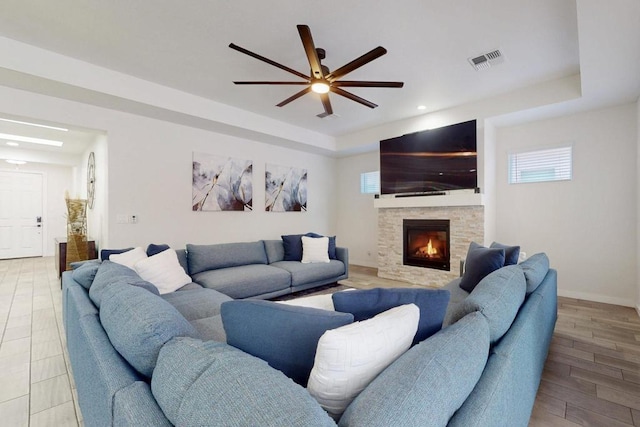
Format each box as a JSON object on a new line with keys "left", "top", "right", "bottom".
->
{"left": 403, "top": 219, "right": 450, "bottom": 271}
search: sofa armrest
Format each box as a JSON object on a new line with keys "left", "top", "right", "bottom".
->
{"left": 336, "top": 247, "right": 349, "bottom": 278}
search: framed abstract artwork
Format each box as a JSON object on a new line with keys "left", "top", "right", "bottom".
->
{"left": 192, "top": 152, "right": 252, "bottom": 211}
{"left": 265, "top": 163, "right": 307, "bottom": 212}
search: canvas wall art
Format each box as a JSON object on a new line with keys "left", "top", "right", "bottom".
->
{"left": 265, "top": 163, "right": 307, "bottom": 212}
{"left": 192, "top": 152, "right": 252, "bottom": 211}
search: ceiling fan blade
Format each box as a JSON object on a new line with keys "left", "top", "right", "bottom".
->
{"left": 331, "top": 87, "right": 378, "bottom": 108}
{"left": 320, "top": 93, "right": 333, "bottom": 116}
{"left": 276, "top": 87, "right": 312, "bottom": 107}
{"left": 233, "top": 81, "right": 309, "bottom": 85}
{"left": 229, "top": 43, "right": 309, "bottom": 81}
{"left": 332, "top": 80, "right": 404, "bottom": 88}
{"left": 297, "top": 25, "right": 324, "bottom": 79}
{"left": 326, "top": 46, "right": 387, "bottom": 81}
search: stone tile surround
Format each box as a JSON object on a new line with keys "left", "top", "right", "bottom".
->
{"left": 378, "top": 206, "right": 484, "bottom": 287}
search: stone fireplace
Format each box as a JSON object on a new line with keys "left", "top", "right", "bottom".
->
{"left": 376, "top": 196, "right": 484, "bottom": 287}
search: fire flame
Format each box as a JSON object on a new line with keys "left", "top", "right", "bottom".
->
{"left": 416, "top": 239, "right": 438, "bottom": 257}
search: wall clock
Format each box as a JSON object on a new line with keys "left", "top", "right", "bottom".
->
{"left": 87, "top": 152, "right": 95, "bottom": 209}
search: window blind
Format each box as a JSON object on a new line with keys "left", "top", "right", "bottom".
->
{"left": 360, "top": 171, "right": 380, "bottom": 194}
{"left": 508, "top": 145, "right": 572, "bottom": 184}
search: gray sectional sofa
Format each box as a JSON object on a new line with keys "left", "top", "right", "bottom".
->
{"left": 63, "top": 246, "right": 557, "bottom": 426}
{"left": 184, "top": 240, "right": 349, "bottom": 299}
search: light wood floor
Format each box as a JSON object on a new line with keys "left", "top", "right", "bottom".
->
{"left": 345, "top": 265, "right": 640, "bottom": 427}
{"left": 0, "top": 259, "right": 638, "bottom": 426}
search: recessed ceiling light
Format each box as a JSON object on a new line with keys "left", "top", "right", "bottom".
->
{"left": 0, "top": 133, "right": 63, "bottom": 147}
{"left": 417, "top": 105, "right": 427, "bottom": 110}
{"left": 5, "top": 159, "right": 27, "bottom": 165}
{"left": 0, "top": 118, "right": 68, "bottom": 131}
{"left": 6, "top": 141, "right": 19, "bottom": 147}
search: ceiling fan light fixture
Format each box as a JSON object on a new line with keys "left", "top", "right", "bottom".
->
{"left": 311, "top": 81, "right": 330, "bottom": 94}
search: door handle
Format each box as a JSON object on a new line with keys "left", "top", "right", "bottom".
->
{"left": 36, "top": 216, "right": 42, "bottom": 223}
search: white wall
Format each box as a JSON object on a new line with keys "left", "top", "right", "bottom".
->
{"left": 0, "top": 86, "right": 339, "bottom": 251}
{"left": 335, "top": 151, "right": 379, "bottom": 267}
{"left": 0, "top": 163, "right": 73, "bottom": 256}
{"left": 637, "top": 96, "right": 640, "bottom": 314}
{"left": 496, "top": 103, "right": 638, "bottom": 307}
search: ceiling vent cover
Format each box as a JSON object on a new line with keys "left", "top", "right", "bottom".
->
{"left": 468, "top": 49, "right": 504, "bottom": 71}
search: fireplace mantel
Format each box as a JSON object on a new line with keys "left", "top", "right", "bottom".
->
{"left": 374, "top": 193, "right": 485, "bottom": 209}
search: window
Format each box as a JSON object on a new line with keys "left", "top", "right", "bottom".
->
{"left": 508, "top": 145, "right": 572, "bottom": 184}
{"left": 360, "top": 171, "right": 380, "bottom": 194}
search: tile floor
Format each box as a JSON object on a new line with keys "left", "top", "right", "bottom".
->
{"left": 0, "top": 257, "right": 81, "bottom": 426}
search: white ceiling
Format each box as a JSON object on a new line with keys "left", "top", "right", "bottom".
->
{"left": 0, "top": 0, "right": 638, "bottom": 156}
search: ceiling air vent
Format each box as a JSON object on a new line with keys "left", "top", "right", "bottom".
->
{"left": 468, "top": 49, "right": 504, "bottom": 71}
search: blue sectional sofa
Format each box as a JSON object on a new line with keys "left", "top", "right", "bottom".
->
{"left": 63, "top": 248, "right": 556, "bottom": 426}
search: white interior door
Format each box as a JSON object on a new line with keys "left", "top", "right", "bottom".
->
{"left": 0, "top": 170, "right": 44, "bottom": 259}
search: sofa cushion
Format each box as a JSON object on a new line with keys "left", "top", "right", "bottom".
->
{"left": 519, "top": 252, "right": 550, "bottom": 295}
{"left": 175, "top": 249, "right": 189, "bottom": 274}
{"left": 192, "top": 264, "right": 291, "bottom": 299}
{"left": 270, "top": 260, "right": 345, "bottom": 288}
{"left": 332, "top": 287, "right": 450, "bottom": 345}
{"left": 151, "top": 337, "right": 337, "bottom": 427}
{"left": 221, "top": 300, "right": 354, "bottom": 386}
{"left": 161, "top": 288, "right": 232, "bottom": 321}
{"left": 263, "top": 239, "right": 285, "bottom": 263}
{"left": 490, "top": 242, "right": 521, "bottom": 266}
{"left": 70, "top": 259, "right": 102, "bottom": 289}
{"left": 89, "top": 261, "right": 159, "bottom": 308}
{"left": 459, "top": 242, "right": 505, "bottom": 292}
{"left": 338, "top": 312, "right": 490, "bottom": 427}
{"left": 449, "top": 265, "right": 526, "bottom": 344}
{"left": 187, "top": 241, "right": 268, "bottom": 275}
{"left": 133, "top": 249, "right": 192, "bottom": 294}
{"left": 302, "top": 236, "right": 330, "bottom": 263}
{"left": 308, "top": 304, "right": 419, "bottom": 419}
{"left": 109, "top": 247, "right": 148, "bottom": 269}
{"left": 99, "top": 282, "right": 199, "bottom": 378}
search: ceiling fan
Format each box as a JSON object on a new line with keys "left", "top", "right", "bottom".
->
{"left": 229, "top": 25, "right": 404, "bottom": 118}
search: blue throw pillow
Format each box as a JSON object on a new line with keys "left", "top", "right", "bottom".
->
{"left": 281, "top": 234, "right": 305, "bottom": 261}
{"left": 147, "top": 243, "right": 170, "bottom": 257}
{"left": 459, "top": 242, "right": 505, "bottom": 293}
{"left": 100, "top": 248, "right": 134, "bottom": 261}
{"left": 490, "top": 242, "right": 520, "bottom": 266}
{"left": 221, "top": 300, "right": 354, "bottom": 386}
{"left": 332, "top": 288, "right": 451, "bottom": 345}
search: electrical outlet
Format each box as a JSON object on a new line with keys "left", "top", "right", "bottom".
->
{"left": 116, "top": 214, "right": 127, "bottom": 224}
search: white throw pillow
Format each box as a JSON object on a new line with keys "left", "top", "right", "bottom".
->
{"left": 109, "top": 247, "right": 147, "bottom": 270}
{"left": 307, "top": 303, "right": 419, "bottom": 418}
{"left": 301, "top": 236, "right": 330, "bottom": 263}
{"left": 133, "top": 248, "right": 192, "bottom": 294}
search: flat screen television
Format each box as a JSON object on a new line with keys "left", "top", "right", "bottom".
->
{"left": 380, "top": 120, "right": 477, "bottom": 195}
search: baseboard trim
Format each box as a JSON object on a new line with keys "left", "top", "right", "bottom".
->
{"left": 557, "top": 289, "right": 635, "bottom": 308}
